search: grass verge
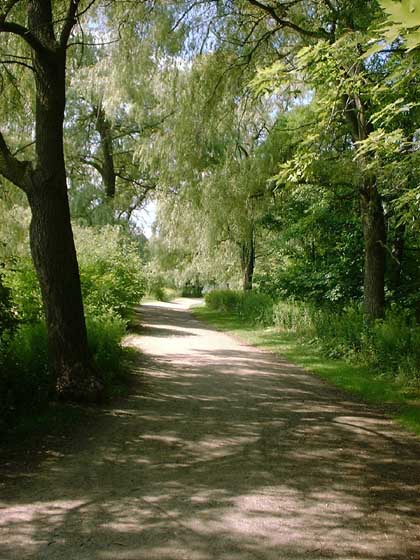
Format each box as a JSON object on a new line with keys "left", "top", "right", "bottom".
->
{"left": 192, "top": 305, "right": 420, "bottom": 435}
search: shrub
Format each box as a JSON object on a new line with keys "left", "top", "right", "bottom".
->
{"left": 0, "top": 313, "right": 129, "bottom": 428}
{"left": 273, "top": 300, "right": 315, "bottom": 335}
{"left": 273, "top": 299, "right": 420, "bottom": 383}
{"left": 0, "top": 273, "right": 18, "bottom": 336}
{"left": 181, "top": 282, "right": 203, "bottom": 297}
{"left": 146, "top": 272, "right": 167, "bottom": 301}
{"left": 86, "top": 313, "right": 127, "bottom": 386}
{"left": 0, "top": 322, "right": 51, "bottom": 425}
{"left": 205, "top": 290, "right": 243, "bottom": 313}
{"left": 366, "top": 310, "right": 420, "bottom": 380}
{"left": 240, "top": 292, "right": 274, "bottom": 325}
{"left": 205, "top": 289, "right": 273, "bottom": 326}
{"left": 3, "top": 259, "right": 43, "bottom": 324}
{"left": 74, "top": 225, "right": 146, "bottom": 320}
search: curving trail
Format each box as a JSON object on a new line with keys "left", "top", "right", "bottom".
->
{"left": 0, "top": 299, "right": 420, "bottom": 560}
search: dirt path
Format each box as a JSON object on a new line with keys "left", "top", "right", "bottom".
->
{"left": 1, "top": 299, "right": 420, "bottom": 560}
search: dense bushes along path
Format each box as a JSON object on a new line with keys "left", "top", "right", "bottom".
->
{"left": 1, "top": 299, "right": 419, "bottom": 559}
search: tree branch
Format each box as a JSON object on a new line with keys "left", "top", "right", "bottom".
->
{"left": 80, "top": 156, "right": 103, "bottom": 174}
{"left": 0, "top": 59, "right": 34, "bottom": 71}
{"left": 246, "top": 0, "right": 330, "bottom": 40}
{"left": 0, "top": 130, "right": 32, "bottom": 190}
{"left": 0, "top": 20, "right": 47, "bottom": 53}
{"left": 60, "top": 0, "right": 80, "bottom": 47}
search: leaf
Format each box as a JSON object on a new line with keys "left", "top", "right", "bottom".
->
{"left": 406, "top": 28, "right": 420, "bottom": 50}
{"left": 380, "top": 0, "right": 420, "bottom": 28}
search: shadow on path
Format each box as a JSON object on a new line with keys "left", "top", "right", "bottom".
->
{"left": 0, "top": 300, "right": 419, "bottom": 560}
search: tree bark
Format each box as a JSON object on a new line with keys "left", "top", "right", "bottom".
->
{"left": 360, "top": 181, "right": 386, "bottom": 320}
{"left": 241, "top": 230, "right": 255, "bottom": 291}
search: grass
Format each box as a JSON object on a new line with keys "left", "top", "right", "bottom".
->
{"left": 192, "top": 305, "right": 420, "bottom": 435}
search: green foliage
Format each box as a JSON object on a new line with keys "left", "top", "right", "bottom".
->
{"left": 181, "top": 282, "right": 203, "bottom": 297}
{"left": 205, "top": 290, "right": 243, "bottom": 313}
{"left": 86, "top": 314, "right": 127, "bottom": 387}
{"left": 0, "top": 219, "right": 144, "bottom": 427}
{"left": 273, "top": 300, "right": 315, "bottom": 336}
{"left": 0, "top": 273, "right": 17, "bottom": 337}
{"left": 0, "top": 323, "right": 51, "bottom": 426}
{"left": 5, "top": 259, "right": 43, "bottom": 323}
{"left": 0, "top": 313, "right": 129, "bottom": 429}
{"left": 272, "top": 299, "right": 420, "bottom": 382}
{"left": 74, "top": 225, "right": 145, "bottom": 320}
{"left": 371, "top": 0, "right": 420, "bottom": 52}
{"left": 205, "top": 290, "right": 273, "bottom": 325}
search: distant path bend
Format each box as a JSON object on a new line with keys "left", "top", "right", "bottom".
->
{"left": 0, "top": 298, "right": 419, "bottom": 560}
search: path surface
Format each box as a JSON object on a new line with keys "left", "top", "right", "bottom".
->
{"left": 1, "top": 299, "right": 420, "bottom": 560}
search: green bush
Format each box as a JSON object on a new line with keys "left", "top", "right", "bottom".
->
{"left": 3, "top": 259, "right": 43, "bottom": 324}
{"left": 0, "top": 273, "right": 18, "bottom": 336}
{"left": 181, "top": 282, "right": 203, "bottom": 297}
{"left": 0, "top": 322, "right": 51, "bottom": 424}
{"left": 205, "top": 290, "right": 273, "bottom": 325}
{"left": 0, "top": 313, "right": 129, "bottom": 428}
{"left": 367, "top": 311, "right": 420, "bottom": 380}
{"left": 273, "top": 300, "right": 315, "bottom": 335}
{"left": 240, "top": 292, "right": 274, "bottom": 325}
{"left": 74, "top": 225, "right": 146, "bottom": 320}
{"left": 272, "top": 299, "right": 420, "bottom": 383}
{"left": 86, "top": 313, "right": 127, "bottom": 385}
{"left": 205, "top": 290, "right": 243, "bottom": 313}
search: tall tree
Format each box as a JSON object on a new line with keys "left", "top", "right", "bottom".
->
{"left": 233, "top": 0, "right": 415, "bottom": 318}
{"left": 0, "top": 0, "right": 102, "bottom": 400}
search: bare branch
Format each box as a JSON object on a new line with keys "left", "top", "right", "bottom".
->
{"left": 246, "top": 0, "right": 330, "bottom": 40}
{"left": 0, "top": 20, "right": 47, "bottom": 53}
{"left": 0, "top": 59, "right": 34, "bottom": 71}
{"left": 80, "top": 156, "right": 103, "bottom": 174}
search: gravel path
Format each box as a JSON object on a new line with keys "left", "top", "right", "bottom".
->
{"left": 1, "top": 299, "right": 419, "bottom": 560}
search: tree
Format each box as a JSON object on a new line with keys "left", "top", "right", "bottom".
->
{"left": 235, "top": 0, "right": 418, "bottom": 319}
{"left": 0, "top": 0, "right": 102, "bottom": 400}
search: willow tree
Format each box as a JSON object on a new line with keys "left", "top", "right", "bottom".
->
{"left": 143, "top": 48, "right": 279, "bottom": 291}
{"left": 0, "top": 0, "right": 104, "bottom": 400}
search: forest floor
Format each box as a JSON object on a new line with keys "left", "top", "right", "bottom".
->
{"left": 1, "top": 298, "right": 420, "bottom": 560}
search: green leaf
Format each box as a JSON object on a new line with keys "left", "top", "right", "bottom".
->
{"left": 381, "top": 0, "right": 420, "bottom": 27}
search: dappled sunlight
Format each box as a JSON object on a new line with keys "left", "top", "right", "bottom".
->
{"left": 1, "top": 300, "right": 419, "bottom": 559}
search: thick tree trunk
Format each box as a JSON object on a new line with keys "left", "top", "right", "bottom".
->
{"left": 241, "top": 231, "right": 255, "bottom": 291}
{"left": 27, "top": 187, "right": 102, "bottom": 399}
{"left": 360, "top": 182, "right": 386, "bottom": 320}
{"left": 27, "top": 19, "right": 102, "bottom": 400}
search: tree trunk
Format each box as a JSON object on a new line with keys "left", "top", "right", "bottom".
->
{"left": 95, "top": 105, "right": 116, "bottom": 199}
{"left": 360, "top": 181, "right": 386, "bottom": 320}
{"left": 241, "top": 231, "right": 255, "bottom": 291}
{"left": 343, "top": 92, "right": 386, "bottom": 320}
{"left": 28, "top": 23, "right": 102, "bottom": 400}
